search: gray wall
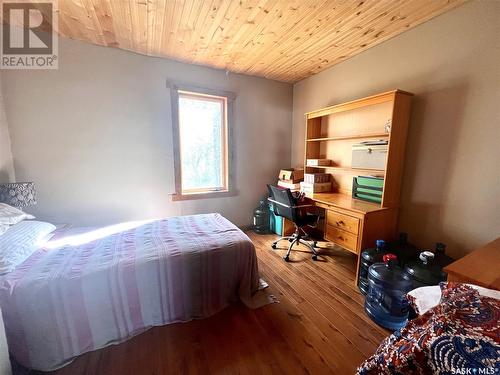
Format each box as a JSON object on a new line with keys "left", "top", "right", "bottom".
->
{"left": 0, "top": 76, "right": 14, "bottom": 184}
{"left": 292, "top": 1, "right": 500, "bottom": 258}
{"left": 2, "top": 38, "right": 293, "bottom": 227}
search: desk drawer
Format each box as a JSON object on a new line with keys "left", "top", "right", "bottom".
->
{"left": 325, "top": 225, "right": 358, "bottom": 253}
{"left": 326, "top": 210, "right": 359, "bottom": 235}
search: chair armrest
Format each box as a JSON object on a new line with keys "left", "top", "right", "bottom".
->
{"left": 268, "top": 198, "right": 314, "bottom": 209}
{"left": 268, "top": 198, "right": 292, "bottom": 208}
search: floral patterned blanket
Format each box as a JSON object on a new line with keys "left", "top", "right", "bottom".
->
{"left": 357, "top": 282, "right": 500, "bottom": 375}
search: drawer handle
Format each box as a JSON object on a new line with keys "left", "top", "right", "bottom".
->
{"left": 336, "top": 220, "right": 345, "bottom": 226}
{"left": 337, "top": 236, "right": 344, "bottom": 241}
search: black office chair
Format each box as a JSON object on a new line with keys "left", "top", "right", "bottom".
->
{"left": 267, "top": 184, "right": 320, "bottom": 261}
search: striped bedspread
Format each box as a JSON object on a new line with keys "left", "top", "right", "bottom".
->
{"left": 0, "top": 213, "right": 263, "bottom": 371}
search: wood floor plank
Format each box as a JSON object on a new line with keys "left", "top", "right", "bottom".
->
{"left": 258, "top": 233, "right": 388, "bottom": 336}
{"left": 254, "top": 237, "right": 387, "bottom": 349}
{"left": 290, "top": 254, "right": 388, "bottom": 337}
{"left": 257, "top": 251, "right": 383, "bottom": 357}
{"left": 257, "top": 260, "right": 368, "bottom": 364}
{"left": 40, "top": 231, "right": 388, "bottom": 375}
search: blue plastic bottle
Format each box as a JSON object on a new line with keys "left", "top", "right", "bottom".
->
{"left": 358, "top": 239, "right": 387, "bottom": 294}
{"left": 364, "top": 254, "right": 413, "bottom": 331}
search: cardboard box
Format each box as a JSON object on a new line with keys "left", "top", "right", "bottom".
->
{"left": 300, "top": 181, "right": 332, "bottom": 194}
{"left": 306, "top": 159, "right": 330, "bottom": 166}
{"left": 277, "top": 180, "right": 301, "bottom": 191}
{"left": 304, "top": 173, "right": 330, "bottom": 183}
{"left": 278, "top": 168, "right": 304, "bottom": 183}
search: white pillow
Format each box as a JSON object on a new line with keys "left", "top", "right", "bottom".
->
{"left": 408, "top": 284, "right": 500, "bottom": 315}
{"left": 0, "top": 203, "right": 35, "bottom": 225}
{"left": 0, "top": 220, "right": 56, "bottom": 275}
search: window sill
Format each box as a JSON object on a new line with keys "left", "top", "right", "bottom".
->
{"left": 171, "top": 190, "right": 237, "bottom": 201}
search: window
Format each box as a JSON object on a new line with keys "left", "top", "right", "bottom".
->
{"left": 171, "top": 85, "right": 234, "bottom": 200}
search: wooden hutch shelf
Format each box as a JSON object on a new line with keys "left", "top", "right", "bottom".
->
{"left": 306, "top": 132, "right": 389, "bottom": 142}
{"left": 305, "top": 165, "right": 386, "bottom": 175}
{"left": 301, "top": 89, "right": 413, "bottom": 286}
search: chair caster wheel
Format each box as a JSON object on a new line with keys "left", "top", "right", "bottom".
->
{"left": 271, "top": 243, "right": 277, "bottom": 249}
{"left": 284, "top": 256, "right": 290, "bottom": 262}
{"left": 312, "top": 255, "right": 318, "bottom": 261}
{"left": 288, "top": 238, "right": 293, "bottom": 242}
{"left": 313, "top": 241, "right": 318, "bottom": 248}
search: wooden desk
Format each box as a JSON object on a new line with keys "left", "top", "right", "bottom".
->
{"left": 310, "top": 192, "right": 398, "bottom": 252}
{"left": 296, "top": 90, "right": 413, "bottom": 286}
{"left": 308, "top": 192, "right": 399, "bottom": 285}
{"left": 444, "top": 238, "right": 500, "bottom": 290}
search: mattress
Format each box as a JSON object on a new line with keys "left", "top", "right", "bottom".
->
{"left": 0, "top": 213, "right": 262, "bottom": 371}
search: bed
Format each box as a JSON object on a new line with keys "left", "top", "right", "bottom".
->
{"left": 357, "top": 282, "right": 500, "bottom": 374}
{"left": 0, "top": 212, "right": 269, "bottom": 371}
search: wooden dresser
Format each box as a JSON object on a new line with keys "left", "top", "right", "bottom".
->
{"left": 301, "top": 90, "right": 413, "bottom": 285}
{"left": 444, "top": 238, "right": 500, "bottom": 290}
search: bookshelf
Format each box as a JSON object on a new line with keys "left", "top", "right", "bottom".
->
{"left": 302, "top": 90, "right": 413, "bottom": 286}
{"left": 304, "top": 89, "right": 413, "bottom": 208}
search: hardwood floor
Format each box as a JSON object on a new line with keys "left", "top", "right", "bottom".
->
{"left": 43, "top": 232, "right": 388, "bottom": 375}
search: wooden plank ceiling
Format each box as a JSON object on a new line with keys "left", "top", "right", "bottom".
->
{"left": 52, "top": 1, "right": 465, "bottom": 82}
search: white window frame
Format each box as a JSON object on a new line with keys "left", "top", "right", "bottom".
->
{"left": 169, "top": 82, "right": 236, "bottom": 201}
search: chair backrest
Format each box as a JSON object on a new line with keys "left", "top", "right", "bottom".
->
{"left": 267, "top": 185, "right": 297, "bottom": 223}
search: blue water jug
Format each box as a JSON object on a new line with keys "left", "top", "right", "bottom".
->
{"left": 364, "top": 254, "right": 413, "bottom": 331}
{"left": 358, "top": 239, "right": 387, "bottom": 295}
